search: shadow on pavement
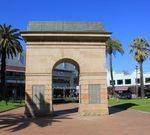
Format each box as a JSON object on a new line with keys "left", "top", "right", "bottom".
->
{"left": 0, "top": 91, "right": 78, "bottom": 133}
{"left": 0, "top": 107, "right": 78, "bottom": 132}
{"left": 109, "top": 103, "right": 138, "bottom": 115}
{"left": 54, "top": 107, "right": 78, "bottom": 117}
{"left": 0, "top": 102, "right": 138, "bottom": 132}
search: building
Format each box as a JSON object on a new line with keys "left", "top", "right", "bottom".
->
{"left": 107, "top": 70, "right": 150, "bottom": 96}
{"left": 53, "top": 63, "right": 79, "bottom": 101}
{"left": 0, "top": 52, "right": 25, "bottom": 99}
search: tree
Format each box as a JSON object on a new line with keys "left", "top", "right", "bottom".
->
{"left": 0, "top": 24, "right": 23, "bottom": 104}
{"left": 130, "top": 37, "right": 150, "bottom": 98}
{"left": 106, "top": 38, "right": 124, "bottom": 96}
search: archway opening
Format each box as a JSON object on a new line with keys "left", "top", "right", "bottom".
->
{"left": 52, "top": 59, "right": 80, "bottom": 114}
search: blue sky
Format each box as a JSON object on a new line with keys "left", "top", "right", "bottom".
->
{"left": 1, "top": 0, "right": 150, "bottom": 72}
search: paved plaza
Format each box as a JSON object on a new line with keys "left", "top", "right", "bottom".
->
{"left": 0, "top": 103, "right": 150, "bottom": 135}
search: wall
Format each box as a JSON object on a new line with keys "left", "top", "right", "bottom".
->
{"left": 25, "top": 42, "right": 108, "bottom": 116}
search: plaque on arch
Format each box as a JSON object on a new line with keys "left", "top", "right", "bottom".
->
{"left": 88, "top": 84, "right": 101, "bottom": 104}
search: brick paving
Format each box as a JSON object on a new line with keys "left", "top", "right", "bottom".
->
{"left": 0, "top": 103, "right": 150, "bottom": 135}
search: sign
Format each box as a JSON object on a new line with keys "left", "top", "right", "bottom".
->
{"left": 88, "top": 84, "right": 100, "bottom": 104}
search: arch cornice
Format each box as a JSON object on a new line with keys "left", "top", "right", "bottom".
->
{"left": 21, "top": 32, "right": 111, "bottom": 43}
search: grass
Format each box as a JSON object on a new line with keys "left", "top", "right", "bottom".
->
{"left": 0, "top": 101, "right": 25, "bottom": 113}
{"left": 0, "top": 98, "right": 150, "bottom": 113}
{"left": 108, "top": 98, "right": 150, "bottom": 112}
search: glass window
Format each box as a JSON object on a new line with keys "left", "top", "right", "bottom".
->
{"left": 145, "top": 78, "right": 150, "bottom": 83}
{"left": 125, "top": 79, "right": 131, "bottom": 84}
{"left": 110, "top": 80, "right": 115, "bottom": 85}
{"left": 117, "top": 80, "right": 123, "bottom": 85}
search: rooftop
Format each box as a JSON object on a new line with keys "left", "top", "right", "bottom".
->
{"left": 27, "top": 22, "right": 105, "bottom": 32}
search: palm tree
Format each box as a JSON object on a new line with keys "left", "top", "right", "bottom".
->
{"left": 106, "top": 38, "right": 124, "bottom": 96}
{"left": 0, "top": 24, "right": 23, "bottom": 104}
{"left": 130, "top": 37, "right": 150, "bottom": 98}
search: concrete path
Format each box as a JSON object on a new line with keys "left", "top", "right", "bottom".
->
{"left": 0, "top": 103, "right": 150, "bottom": 135}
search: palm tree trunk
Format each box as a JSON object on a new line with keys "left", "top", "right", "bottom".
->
{"left": 109, "top": 54, "right": 115, "bottom": 96}
{"left": 139, "top": 62, "right": 145, "bottom": 98}
{"left": 1, "top": 49, "right": 7, "bottom": 104}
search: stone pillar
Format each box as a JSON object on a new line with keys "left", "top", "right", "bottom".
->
{"left": 25, "top": 73, "right": 52, "bottom": 117}
{"left": 79, "top": 72, "right": 108, "bottom": 116}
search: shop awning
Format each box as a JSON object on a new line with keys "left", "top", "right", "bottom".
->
{"left": 115, "top": 86, "right": 128, "bottom": 91}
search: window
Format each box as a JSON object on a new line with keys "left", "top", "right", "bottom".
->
{"left": 5, "top": 71, "right": 25, "bottom": 80}
{"left": 145, "top": 78, "right": 150, "bottom": 83}
{"left": 125, "top": 79, "right": 131, "bottom": 84}
{"left": 135, "top": 78, "right": 140, "bottom": 84}
{"left": 110, "top": 80, "right": 115, "bottom": 85}
{"left": 117, "top": 80, "right": 123, "bottom": 85}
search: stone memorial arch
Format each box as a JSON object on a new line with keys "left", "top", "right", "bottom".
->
{"left": 22, "top": 22, "right": 111, "bottom": 116}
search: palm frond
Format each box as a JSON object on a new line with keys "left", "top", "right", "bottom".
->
{"left": 130, "top": 37, "right": 150, "bottom": 63}
{"left": 106, "top": 38, "right": 124, "bottom": 56}
{"left": 0, "top": 24, "right": 24, "bottom": 59}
